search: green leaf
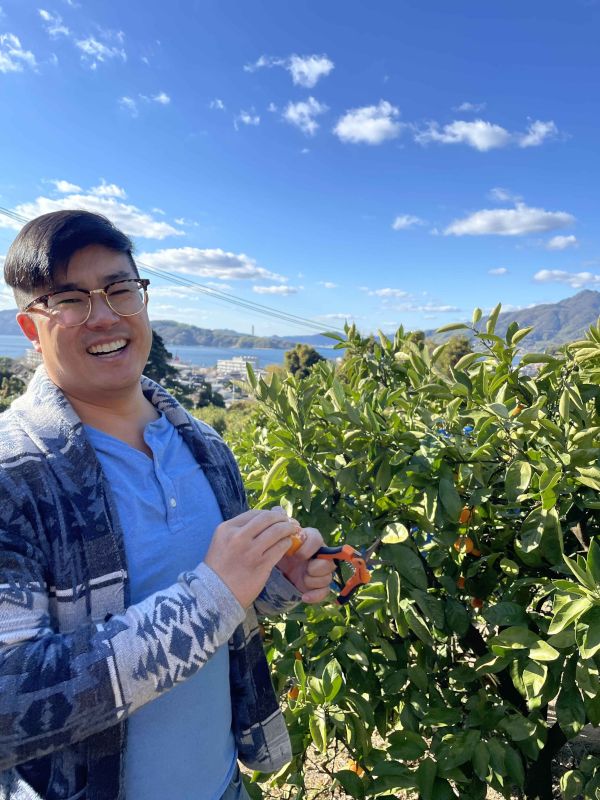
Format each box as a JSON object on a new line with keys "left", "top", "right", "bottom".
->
{"left": 522, "top": 660, "right": 548, "bottom": 700}
{"left": 548, "top": 596, "right": 592, "bottom": 634}
{"left": 438, "top": 477, "right": 462, "bottom": 521}
{"left": 504, "top": 461, "right": 532, "bottom": 501}
{"left": 309, "top": 709, "right": 327, "bottom": 752}
{"left": 483, "top": 602, "right": 527, "bottom": 627}
{"left": 322, "top": 659, "right": 344, "bottom": 702}
{"left": 587, "top": 538, "right": 600, "bottom": 585}
{"left": 472, "top": 740, "right": 490, "bottom": 781}
{"left": 387, "top": 545, "right": 428, "bottom": 590}
{"left": 576, "top": 606, "right": 600, "bottom": 659}
{"left": 472, "top": 307, "right": 483, "bottom": 325}
{"left": 416, "top": 758, "right": 437, "bottom": 800}
{"left": 387, "top": 730, "right": 428, "bottom": 760}
{"left": 556, "top": 659, "right": 586, "bottom": 738}
{"left": 486, "top": 303, "right": 502, "bottom": 334}
{"left": 334, "top": 770, "right": 366, "bottom": 799}
{"left": 520, "top": 353, "right": 560, "bottom": 365}
{"left": 500, "top": 713, "right": 537, "bottom": 741}
{"left": 446, "top": 597, "right": 470, "bottom": 636}
{"left": 259, "top": 455, "right": 288, "bottom": 499}
{"left": 436, "top": 322, "right": 470, "bottom": 333}
{"left": 435, "top": 730, "right": 480, "bottom": 771}
{"left": 560, "top": 770, "right": 585, "bottom": 800}
{"left": 505, "top": 746, "right": 525, "bottom": 789}
{"left": 381, "top": 522, "right": 409, "bottom": 544}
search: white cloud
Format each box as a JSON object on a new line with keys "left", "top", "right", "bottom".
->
{"left": 546, "top": 234, "right": 577, "bottom": 250}
{"left": 235, "top": 110, "right": 260, "bottom": 129}
{"left": 283, "top": 97, "right": 328, "bottom": 136}
{"left": 137, "top": 247, "right": 285, "bottom": 282}
{"left": 174, "top": 217, "right": 198, "bottom": 227}
{"left": 416, "top": 118, "right": 559, "bottom": 152}
{"left": 444, "top": 203, "right": 575, "bottom": 236}
{"left": 119, "top": 96, "right": 138, "bottom": 116}
{"left": 244, "top": 53, "right": 334, "bottom": 88}
{"left": 489, "top": 187, "right": 522, "bottom": 203}
{"left": 397, "top": 303, "right": 461, "bottom": 313}
{"left": 120, "top": 92, "right": 170, "bottom": 116}
{"left": 534, "top": 270, "right": 600, "bottom": 289}
{"left": 210, "top": 98, "right": 225, "bottom": 110}
{"left": 489, "top": 267, "right": 509, "bottom": 275}
{"left": 76, "top": 34, "right": 126, "bottom": 68}
{"left": 454, "top": 101, "right": 486, "bottom": 113}
{"left": 318, "top": 281, "right": 338, "bottom": 289}
{"left": 416, "top": 119, "right": 511, "bottom": 151}
{"left": 89, "top": 181, "right": 127, "bottom": 198}
{"left": 39, "top": 9, "right": 70, "bottom": 37}
{"left": 317, "top": 313, "right": 355, "bottom": 321}
{"left": 0, "top": 33, "right": 37, "bottom": 73}
{"left": 392, "top": 214, "right": 425, "bottom": 230}
{"left": 334, "top": 100, "right": 403, "bottom": 145}
{"left": 287, "top": 55, "right": 334, "bottom": 88}
{"left": 518, "top": 120, "right": 558, "bottom": 148}
{"left": 2, "top": 192, "right": 183, "bottom": 239}
{"left": 369, "top": 288, "right": 409, "bottom": 298}
{"left": 253, "top": 284, "right": 299, "bottom": 295}
{"left": 51, "top": 179, "right": 82, "bottom": 193}
{"left": 152, "top": 91, "right": 170, "bottom": 105}
{"left": 267, "top": 102, "right": 278, "bottom": 113}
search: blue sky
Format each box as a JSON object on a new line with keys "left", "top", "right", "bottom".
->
{"left": 0, "top": 0, "right": 598, "bottom": 336}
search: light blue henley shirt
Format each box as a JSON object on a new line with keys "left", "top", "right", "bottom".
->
{"left": 85, "top": 413, "right": 237, "bottom": 800}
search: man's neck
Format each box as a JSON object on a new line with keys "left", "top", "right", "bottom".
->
{"left": 66, "top": 387, "right": 160, "bottom": 454}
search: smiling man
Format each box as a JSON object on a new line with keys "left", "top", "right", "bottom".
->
{"left": 0, "top": 210, "right": 335, "bottom": 800}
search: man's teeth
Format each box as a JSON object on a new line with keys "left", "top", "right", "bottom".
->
{"left": 88, "top": 339, "right": 127, "bottom": 355}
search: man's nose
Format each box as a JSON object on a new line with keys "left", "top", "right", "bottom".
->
{"left": 85, "top": 292, "right": 120, "bottom": 326}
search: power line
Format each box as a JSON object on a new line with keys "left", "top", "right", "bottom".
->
{"left": 0, "top": 206, "right": 345, "bottom": 334}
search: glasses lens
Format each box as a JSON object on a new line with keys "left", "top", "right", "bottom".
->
{"left": 47, "top": 290, "right": 90, "bottom": 326}
{"left": 106, "top": 280, "right": 145, "bottom": 316}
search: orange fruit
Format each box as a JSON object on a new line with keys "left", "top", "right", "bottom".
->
{"left": 286, "top": 529, "right": 306, "bottom": 556}
{"left": 510, "top": 403, "right": 525, "bottom": 418}
{"left": 454, "top": 536, "right": 474, "bottom": 553}
{"left": 294, "top": 650, "right": 303, "bottom": 661}
{"left": 287, "top": 686, "right": 300, "bottom": 700}
{"left": 456, "top": 576, "right": 465, "bottom": 589}
{"left": 348, "top": 761, "right": 365, "bottom": 777}
{"left": 470, "top": 548, "right": 481, "bottom": 558}
{"left": 470, "top": 597, "right": 484, "bottom": 609}
{"left": 459, "top": 507, "right": 472, "bottom": 524}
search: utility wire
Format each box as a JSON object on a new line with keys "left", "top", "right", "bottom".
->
{"left": 0, "top": 205, "right": 346, "bottom": 335}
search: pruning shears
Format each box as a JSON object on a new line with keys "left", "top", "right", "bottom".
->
{"left": 314, "top": 537, "right": 383, "bottom": 605}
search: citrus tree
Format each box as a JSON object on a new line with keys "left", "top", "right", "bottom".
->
{"left": 233, "top": 307, "right": 600, "bottom": 800}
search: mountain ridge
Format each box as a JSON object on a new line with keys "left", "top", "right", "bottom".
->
{"left": 0, "top": 290, "right": 598, "bottom": 351}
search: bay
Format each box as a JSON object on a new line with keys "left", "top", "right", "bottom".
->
{"left": 0, "top": 334, "right": 335, "bottom": 368}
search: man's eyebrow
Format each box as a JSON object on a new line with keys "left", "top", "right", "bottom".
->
{"left": 54, "top": 271, "right": 135, "bottom": 291}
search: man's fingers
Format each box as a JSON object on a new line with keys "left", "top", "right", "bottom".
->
{"left": 302, "top": 586, "right": 333, "bottom": 604}
{"left": 292, "top": 526, "right": 325, "bottom": 559}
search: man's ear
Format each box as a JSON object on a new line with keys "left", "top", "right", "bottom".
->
{"left": 16, "top": 313, "right": 42, "bottom": 353}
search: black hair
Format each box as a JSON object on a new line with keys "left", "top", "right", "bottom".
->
{"left": 3, "top": 210, "right": 137, "bottom": 309}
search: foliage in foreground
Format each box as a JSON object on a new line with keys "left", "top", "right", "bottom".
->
{"left": 233, "top": 307, "right": 600, "bottom": 800}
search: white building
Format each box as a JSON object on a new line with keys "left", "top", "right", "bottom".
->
{"left": 216, "top": 355, "right": 259, "bottom": 378}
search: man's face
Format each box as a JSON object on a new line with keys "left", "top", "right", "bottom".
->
{"left": 16, "top": 244, "right": 153, "bottom": 405}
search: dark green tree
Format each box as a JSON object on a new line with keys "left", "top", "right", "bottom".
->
{"left": 145, "top": 330, "right": 193, "bottom": 406}
{"left": 284, "top": 344, "right": 325, "bottom": 379}
{"left": 437, "top": 333, "right": 473, "bottom": 373}
{"left": 195, "top": 381, "right": 225, "bottom": 408}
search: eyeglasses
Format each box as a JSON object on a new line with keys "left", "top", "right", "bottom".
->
{"left": 24, "top": 279, "right": 150, "bottom": 328}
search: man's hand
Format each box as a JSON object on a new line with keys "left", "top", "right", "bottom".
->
{"left": 204, "top": 508, "right": 299, "bottom": 608}
{"left": 277, "top": 527, "right": 337, "bottom": 604}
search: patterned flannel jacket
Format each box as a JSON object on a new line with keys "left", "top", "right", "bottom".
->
{"left": 0, "top": 367, "right": 298, "bottom": 800}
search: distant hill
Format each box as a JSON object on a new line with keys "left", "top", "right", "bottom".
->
{"left": 150, "top": 319, "right": 335, "bottom": 350}
{"left": 428, "top": 290, "right": 600, "bottom": 351}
